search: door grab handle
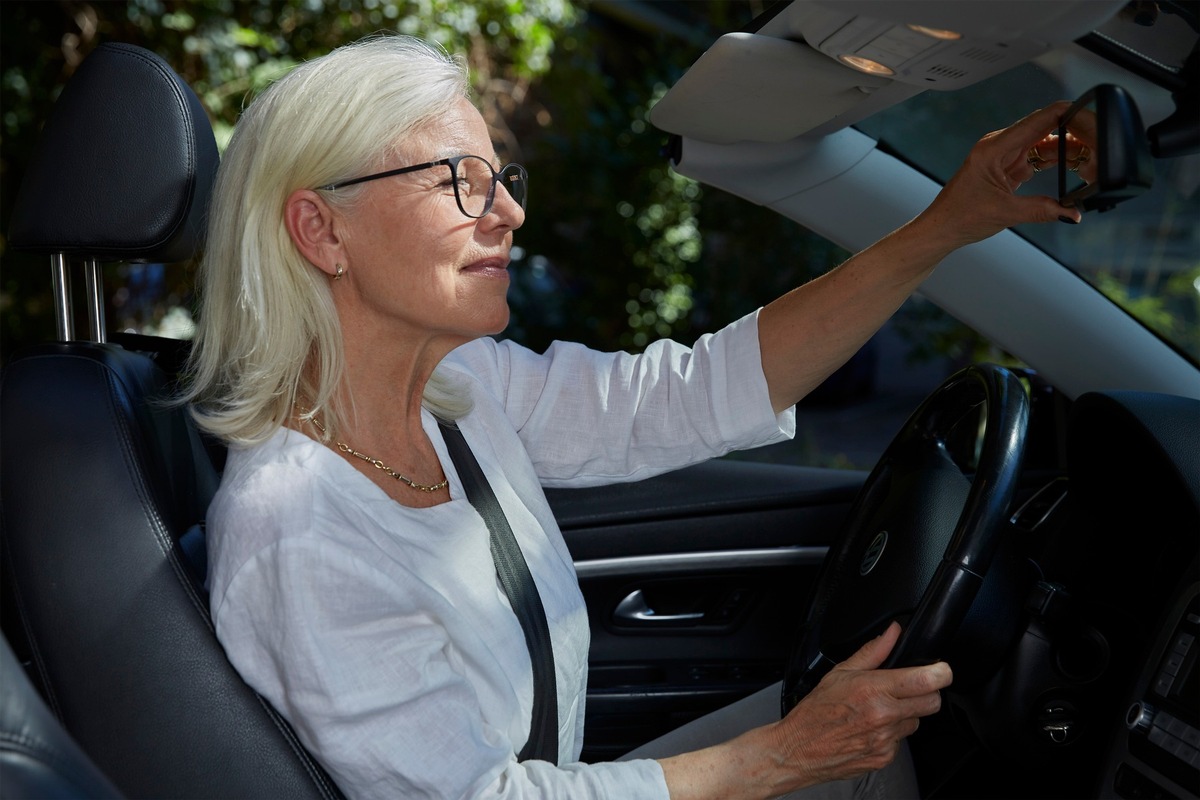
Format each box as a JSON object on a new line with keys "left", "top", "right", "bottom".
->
{"left": 614, "top": 589, "right": 704, "bottom": 624}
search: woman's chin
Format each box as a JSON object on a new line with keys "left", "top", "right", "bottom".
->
{"left": 464, "top": 305, "right": 510, "bottom": 339}
{"left": 486, "top": 307, "right": 512, "bottom": 337}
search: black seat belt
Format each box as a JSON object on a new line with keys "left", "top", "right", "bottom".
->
{"left": 437, "top": 417, "right": 558, "bottom": 764}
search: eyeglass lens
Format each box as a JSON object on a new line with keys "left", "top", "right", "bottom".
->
{"left": 454, "top": 155, "right": 527, "bottom": 218}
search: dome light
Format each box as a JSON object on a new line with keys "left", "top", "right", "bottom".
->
{"left": 838, "top": 54, "right": 895, "bottom": 76}
{"left": 907, "top": 24, "right": 962, "bottom": 40}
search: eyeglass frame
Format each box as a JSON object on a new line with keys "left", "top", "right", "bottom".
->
{"left": 316, "top": 154, "right": 528, "bottom": 219}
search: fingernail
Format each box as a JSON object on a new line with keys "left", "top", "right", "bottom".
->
{"left": 1058, "top": 215, "right": 1079, "bottom": 224}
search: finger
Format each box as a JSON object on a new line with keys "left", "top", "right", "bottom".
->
{"left": 985, "top": 102, "right": 1072, "bottom": 161}
{"left": 1002, "top": 128, "right": 1066, "bottom": 188}
{"left": 1019, "top": 193, "right": 1082, "bottom": 224}
{"left": 1065, "top": 107, "right": 1098, "bottom": 143}
{"left": 888, "top": 690, "right": 940, "bottom": 724}
{"left": 1029, "top": 134, "right": 1064, "bottom": 165}
{"left": 837, "top": 621, "right": 902, "bottom": 672}
{"left": 1063, "top": 131, "right": 1089, "bottom": 161}
{"left": 881, "top": 661, "right": 953, "bottom": 698}
{"left": 972, "top": 107, "right": 1067, "bottom": 185}
{"left": 890, "top": 715, "right": 921, "bottom": 743}
{"left": 1009, "top": 143, "right": 1056, "bottom": 187}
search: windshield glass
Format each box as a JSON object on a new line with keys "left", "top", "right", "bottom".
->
{"left": 857, "top": 46, "right": 1200, "bottom": 366}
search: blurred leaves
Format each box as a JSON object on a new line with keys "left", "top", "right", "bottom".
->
{"left": 0, "top": 0, "right": 835, "bottom": 364}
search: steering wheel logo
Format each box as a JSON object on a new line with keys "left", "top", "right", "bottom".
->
{"left": 859, "top": 531, "right": 889, "bottom": 576}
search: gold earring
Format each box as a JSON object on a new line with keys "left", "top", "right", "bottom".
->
{"left": 333, "top": 263, "right": 345, "bottom": 281}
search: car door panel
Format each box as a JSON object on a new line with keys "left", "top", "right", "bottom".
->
{"left": 546, "top": 459, "right": 866, "bottom": 760}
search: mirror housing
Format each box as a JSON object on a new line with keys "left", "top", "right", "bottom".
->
{"left": 1058, "top": 84, "right": 1154, "bottom": 213}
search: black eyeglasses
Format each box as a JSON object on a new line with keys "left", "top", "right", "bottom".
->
{"left": 317, "top": 154, "right": 528, "bottom": 219}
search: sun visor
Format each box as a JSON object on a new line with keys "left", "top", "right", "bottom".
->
{"left": 649, "top": 33, "right": 891, "bottom": 145}
{"left": 651, "top": 0, "right": 1129, "bottom": 146}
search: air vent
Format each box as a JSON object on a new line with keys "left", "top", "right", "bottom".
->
{"left": 960, "top": 46, "right": 1007, "bottom": 64}
{"left": 924, "top": 64, "right": 968, "bottom": 80}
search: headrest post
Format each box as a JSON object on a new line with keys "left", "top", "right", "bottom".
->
{"left": 84, "top": 259, "right": 107, "bottom": 343}
{"left": 51, "top": 253, "right": 75, "bottom": 342}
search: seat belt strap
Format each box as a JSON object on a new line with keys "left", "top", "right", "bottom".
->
{"left": 437, "top": 417, "right": 558, "bottom": 764}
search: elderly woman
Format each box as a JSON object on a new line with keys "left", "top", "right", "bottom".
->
{"left": 182, "top": 34, "right": 1078, "bottom": 800}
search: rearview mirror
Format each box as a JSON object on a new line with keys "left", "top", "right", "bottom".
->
{"left": 1058, "top": 84, "right": 1154, "bottom": 213}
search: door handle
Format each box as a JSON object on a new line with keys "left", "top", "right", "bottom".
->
{"left": 613, "top": 589, "right": 704, "bottom": 624}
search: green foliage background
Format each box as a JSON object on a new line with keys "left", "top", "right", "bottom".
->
{"left": 0, "top": 0, "right": 843, "bottom": 363}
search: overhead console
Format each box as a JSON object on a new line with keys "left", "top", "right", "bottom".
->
{"left": 649, "top": 0, "right": 1126, "bottom": 143}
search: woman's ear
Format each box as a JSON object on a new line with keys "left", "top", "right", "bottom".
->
{"left": 284, "top": 189, "right": 344, "bottom": 279}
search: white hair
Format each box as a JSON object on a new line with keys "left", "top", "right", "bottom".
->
{"left": 181, "top": 34, "right": 473, "bottom": 447}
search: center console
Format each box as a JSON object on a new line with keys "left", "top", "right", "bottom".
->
{"left": 1101, "top": 582, "right": 1200, "bottom": 799}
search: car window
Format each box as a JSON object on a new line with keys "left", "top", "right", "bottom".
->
{"left": 857, "top": 57, "right": 1200, "bottom": 369}
{"left": 755, "top": 53, "right": 1200, "bottom": 472}
{"left": 722, "top": 292, "right": 999, "bottom": 471}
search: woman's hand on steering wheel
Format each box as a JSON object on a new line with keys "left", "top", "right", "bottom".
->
{"left": 769, "top": 622, "right": 952, "bottom": 790}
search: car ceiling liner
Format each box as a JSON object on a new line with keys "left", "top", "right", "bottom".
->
{"left": 650, "top": 0, "right": 1129, "bottom": 144}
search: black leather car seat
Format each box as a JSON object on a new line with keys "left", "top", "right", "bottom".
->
{"left": 0, "top": 635, "right": 124, "bottom": 799}
{"left": 0, "top": 42, "right": 343, "bottom": 799}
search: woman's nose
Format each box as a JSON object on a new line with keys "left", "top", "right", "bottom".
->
{"left": 484, "top": 183, "right": 525, "bottom": 230}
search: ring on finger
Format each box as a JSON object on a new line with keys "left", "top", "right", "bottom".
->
{"left": 1027, "top": 146, "right": 1045, "bottom": 173}
{"left": 1068, "top": 144, "right": 1090, "bottom": 172}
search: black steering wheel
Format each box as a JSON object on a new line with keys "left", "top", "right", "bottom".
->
{"left": 782, "top": 364, "right": 1029, "bottom": 713}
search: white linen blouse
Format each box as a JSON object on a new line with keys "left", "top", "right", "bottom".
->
{"left": 207, "top": 310, "right": 796, "bottom": 799}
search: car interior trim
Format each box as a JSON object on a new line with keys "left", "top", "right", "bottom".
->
{"left": 574, "top": 545, "right": 829, "bottom": 580}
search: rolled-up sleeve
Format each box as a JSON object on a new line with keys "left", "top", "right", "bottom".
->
{"left": 445, "top": 310, "right": 796, "bottom": 487}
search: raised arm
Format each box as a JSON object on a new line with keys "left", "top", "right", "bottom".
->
{"left": 758, "top": 102, "right": 1077, "bottom": 414}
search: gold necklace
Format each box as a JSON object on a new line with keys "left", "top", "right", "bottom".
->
{"left": 308, "top": 414, "right": 449, "bottom": 493}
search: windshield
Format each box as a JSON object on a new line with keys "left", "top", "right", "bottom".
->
{"left": 857, "top": 46, "right": 1200, "bottom": 366}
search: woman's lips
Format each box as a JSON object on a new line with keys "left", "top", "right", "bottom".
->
{"left": 462, "top": 257, "right": 510, "bottom": 279}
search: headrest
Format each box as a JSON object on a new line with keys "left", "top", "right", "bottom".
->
{"left": 7, "top": 43, "right": 219, "bottom": 263}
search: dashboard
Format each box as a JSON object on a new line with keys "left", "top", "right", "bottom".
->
{"left": 1069, "top": 392, "right": 1200, "bottom": 799}
{"left": 1107, "top": 584, "right": 1200, "bottom": 798}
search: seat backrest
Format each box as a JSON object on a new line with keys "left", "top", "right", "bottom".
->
{"left": 1, "top": 42, "right": 343, "bottom": 799}
{"left": 0, "top": 633, "right": 124, "bottom": 800}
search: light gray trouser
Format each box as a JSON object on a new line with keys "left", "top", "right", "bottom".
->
{"left": 618, "top": 681, "right": 920, "bottom": 799}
